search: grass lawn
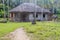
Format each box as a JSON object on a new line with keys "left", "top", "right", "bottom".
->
{"left": 0, "top": 22, "right": 60, "bottom": 40}
{"left": 0, "top": 22, "right": 31, "bottom": 37}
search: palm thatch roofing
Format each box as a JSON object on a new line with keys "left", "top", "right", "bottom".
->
{"left": 9, "top": 3, "right": 51, "bottom": 13}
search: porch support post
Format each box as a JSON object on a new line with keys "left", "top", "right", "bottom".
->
{"left": 32, "top": 12, "right": 36, "bottom": 24}
{"left": 10, "top": 13, "right": 11, "bottom": 18}
{"left": 13, "top": 13, "right": 15, "bottom": 21}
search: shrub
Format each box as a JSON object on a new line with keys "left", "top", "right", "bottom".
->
{"left": 0, "top": 19, "right": 7, "bottom": 23}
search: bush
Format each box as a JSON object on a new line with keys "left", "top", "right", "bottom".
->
{"left": 0, "top": 19, "right": 7, "bottom": 23}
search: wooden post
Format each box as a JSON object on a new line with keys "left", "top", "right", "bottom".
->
{"left": 32, "top": 13, "right": 36, "bottom": 24}
{"left": 10, "top": 13, "right": 11, "bottom": 18}
{"left": 13, "top": 13, "right": 15, "bottom": 21}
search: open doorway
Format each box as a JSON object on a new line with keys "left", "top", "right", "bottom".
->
{"left": 43, "top": 14, "right": 45, "bottom": 18}
{"left": 43, "top": 14, "right": 45, "bottom": 20}
{"left": 21, "top": 13, "right": 27, "bottom": 22}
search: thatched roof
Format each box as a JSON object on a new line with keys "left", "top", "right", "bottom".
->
{"left": 9, "top": 3, "right": 51, "bottom": 13}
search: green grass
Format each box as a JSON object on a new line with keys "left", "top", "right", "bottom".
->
{"left": 0, "top": 22, "right": 60, "bottom": 40}
{"left": 24, "top": 22, "right": 60, "bottom": 40}
{"left": 0, "top": 22, "right": 31, "bottom": 37}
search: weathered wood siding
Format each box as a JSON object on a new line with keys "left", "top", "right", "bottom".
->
{"left": 14, "top": 12, "right": 30, "bottom": 22}
{"left": 14, "top": 13, "right": 21, "bottom": 22}
{"left": 29, "top": 13, "right": 49, "bottom": 21}
{"left": 47, "top": 14, "right": 53, "bottom": 21}
{"left": 10, "top": 12, "right": 53, "bottom": 22}
{"left": 29, "top": 13, "right": 34, "bottom": 21}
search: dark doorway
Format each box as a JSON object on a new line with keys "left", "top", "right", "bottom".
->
{"left": 36, "top": 14, "right": 38, "bottom": 18}
{"left": 43, "top": 14, "right": 45, "bottom": 18}
{"left": 21, "top": 13, "right": 27, "bottom": 22}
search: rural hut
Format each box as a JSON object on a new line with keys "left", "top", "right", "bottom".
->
{"left": 9, "top": 3, "right": 53, "bottom": 22}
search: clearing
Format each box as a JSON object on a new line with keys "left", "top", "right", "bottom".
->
{"left": 0, "top": 22, "right": 60, "bottom": 40}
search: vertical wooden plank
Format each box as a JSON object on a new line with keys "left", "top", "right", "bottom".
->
{"left": 13, "top": 13, "right": 15, "bottom": 21}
